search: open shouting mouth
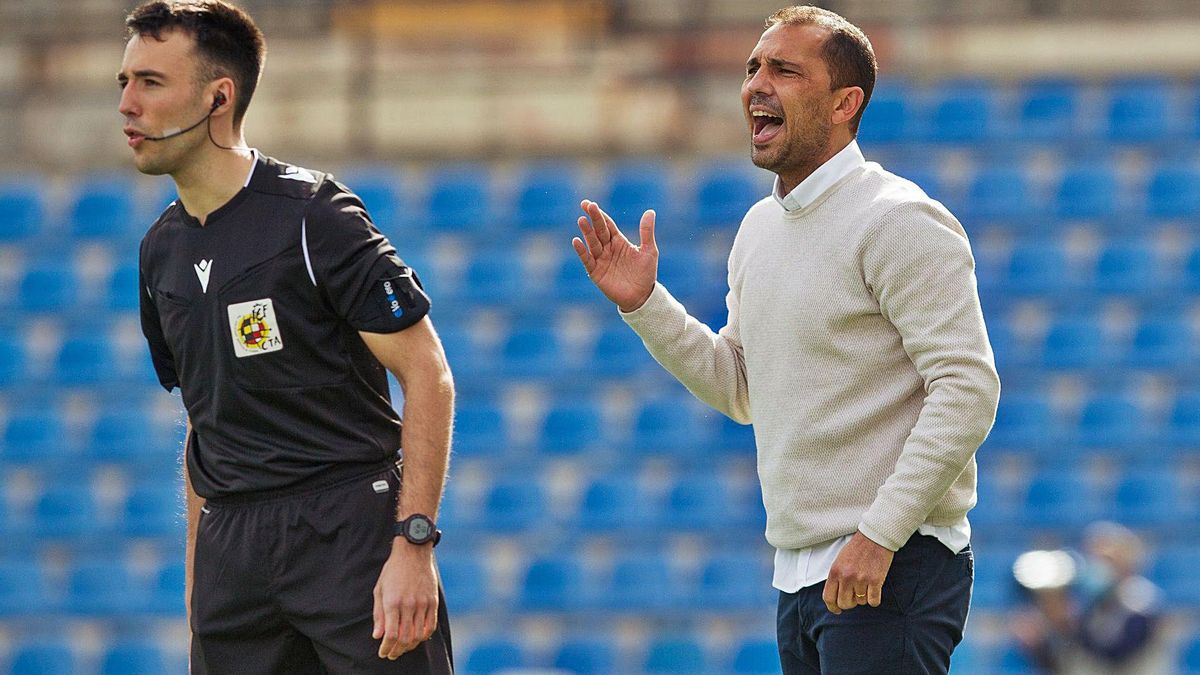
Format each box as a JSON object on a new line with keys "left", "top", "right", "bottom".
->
{"left": 751, "top": 108, "right": 785, "bottom": 145}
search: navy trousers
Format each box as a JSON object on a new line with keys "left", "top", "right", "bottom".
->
{"left": 777, "top": 534, "right": 973, "bottom": 675}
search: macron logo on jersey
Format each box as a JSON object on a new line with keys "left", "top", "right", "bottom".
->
{"left": 194, "top": 259, "right": 213, "bottom": 293}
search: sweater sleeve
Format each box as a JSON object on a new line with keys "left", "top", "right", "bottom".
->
{"left": 619, "top": 278, "right": 752, "bottom": 424}
{"left": 857, "top": 202, "right": 1001, "bottom": 551}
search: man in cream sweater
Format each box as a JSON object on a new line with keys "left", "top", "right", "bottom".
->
{"left": 571, "top": 5, "right": 999, "bottom": 674}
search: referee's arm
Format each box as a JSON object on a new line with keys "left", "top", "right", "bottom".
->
{"left": 359, "top": 317, "right": 455, "bottom": 660}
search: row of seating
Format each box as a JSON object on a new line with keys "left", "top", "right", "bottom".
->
{"left": 1, "top": 641, "right": 186, "bottom": 675}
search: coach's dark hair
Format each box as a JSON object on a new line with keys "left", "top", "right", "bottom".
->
{"left": 125, "top": 0, "right": 265, "bottom": 126}
{"left": 766, "top": 6, "right": 876, "bottom": 136}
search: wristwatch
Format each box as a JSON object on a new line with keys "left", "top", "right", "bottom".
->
{"left": 394, "top": 513, "right": 441, "bottom": 547}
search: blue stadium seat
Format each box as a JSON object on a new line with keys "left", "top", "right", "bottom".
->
{"left": 8, "top": 641, "right": 78, "bottom": 675}
{"left": 1004, "top": 240, "right": 1074, "bottom": 297}
{"left": 514, "top": 163, "right": 579, "bottom": 230}
{"left": 88, "top": 406, "right": 176, "bottom": 465}
{"left": 0, "top": 332, "right": 25, "bottom": 387}
{"left": 663, "top": 475, "right": 740, "bottom": 530}
{"left": 150, "top": 559, "right": 185, "bottom": 614}
{"left": 518, "top": 554, "right": 584, "bottom": 611}
{"left": 1021, "top": 473, "right": 1097, "bottom": 529}
{"left": 18, "top": 260, "right": 73, "bottom": 313}
{"left": 66, "top": 558, "right": 146, "bottom": 615}
{"left": 986, "top": 391, "right": 1057, "bottom": 450}
{"left": 552, "top": 252, "right": 596, "bottom": 301}
{"left": 340, "top": 167, "right": 402, "bottom": 234}
{"left": 0, "top": 180, "right": 44, "bottom": 240}
{"left": 1107, "top": 78, "right": 1171, "bottom": 142}
{"left": 70, "top": 174, "right": 137, "bottom": 239}
{"left": 553, "top": 638, "right": 616, "bottom": 675}
{"left": 99, "top": 641, "right": 169, "bottom": 675}
{"left": 603, "top": 161, "right": 671, "bottom": 227}
{"left": 1016, "top": 79, "right": 1081, "bottom": 141}
{"left": 55, "top": 332, "right": 119, "bottom": 385}
{"left": 1054, "top": 164, "right": 1119, "bottom": 219}
{"left": 1040, "top": 315, "right": 1108, "bottom": 369}
{"left": 607, "top": 553, "right": 677, "bottom": 610}
{"left": 34, "top": 485, "right": 98, "bottom": 540}
{"left": 586, "top": 323, "right": 653, "bottom": 377}
{"left": 996, "top": 641, "right": 1037, "bottom": 674}
{"left": 1182, "top": 635, "right": 1200, "bottom": 674}
{"left": 732, "top": 637, "right": 780, "bottom": 675}
{"left": 963, "top": 165, "right": 1037, "bottom": 221}
{"left": 463, "top": 637, "right": 525, "bottom": 675}
{"left": 481, "top": 479, "right": 546, "bottom": 532}
{"left": 1146, "top": 166, "right": 1200, "bottom": 218}
{"left": 538, "top": 401, "right": 603, "bottom": 455}
{"left": 1149, "top": 546, "right": 1200, "bottom": 607}
{"left": 107, "top": 259, "right": 142, "bottom": 311}
{"left": 656, "top": 246, "right": 717, "bottom": 302}
{"left": 499, "top": 326, "right": 562, "bottom": 378}
{"left": 1076, "top": 393, "right": 1145, "bottom": 449}
{"left": 856, "top": 81, "right": 911, "bottom": 144}
{"left": 1110, "top": 468, "right": 1184, "bottom": 527}
{"left": 461, "top": 255, "right": 525, "bottom": 304}
{"left": 694, "top": 163, "right": 762, "bottom": 228}
{"left": 716, "top": 414, "right": 756, "bottom": 455}
{"left": 970, "top": 545, "right": 1023, "bottom": 609}
{"left": 437, "top": 556, "right": 487, "bottom": 613}
{"left": 0, "top": 559, "right": 53, "bottom": 615}
{"left": 1126, "top": 313, "right": 1193, "bottom": 369}
{"left": 453, "top": 401, "right": 508, "bottom": 457}
{"left": 2, "top": 408, "right": 65, "bottom": 463}
{"left": 644, "top": 636, "right": 707, "bottom": 674}
{"left": 123, "top": 482, "right": 184, "bottom": 538}
{"left": 631, "top": 397, "right": 714, "bottom": 456}
{"left": 1165, "top": 390, "right": 1200, "bottom": 448}
{"left": 927, "top": 80, "right": 996, "bottom": 144}
{"left": 1186, "top": 246, "right": 1200, "bottom": 293}
{"left": 1093, "top": 240, "right": 1157, "bottom": 295}
{"left": 426, "top": 164, "right": 492, "bottom": 233}
{"left": 578, "top": 477, "right": 647, "bottom": 531}
{"left": 697, "top": 552, "right": 773, "bottom": 610}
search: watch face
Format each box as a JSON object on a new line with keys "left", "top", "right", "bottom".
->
{"left": 407, "top": 517, "right": 432, "bottom": 541}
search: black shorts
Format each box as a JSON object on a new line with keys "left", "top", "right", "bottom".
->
{"left": 191, "top": 463, "right": 454, "bottom": 674}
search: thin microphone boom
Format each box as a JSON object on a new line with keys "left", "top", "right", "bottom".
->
{"left": 142, "top": 98, "right": 221, "bottom": 142}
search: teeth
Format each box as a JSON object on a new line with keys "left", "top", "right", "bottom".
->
{"left": 752, "top": 110, "right": 781, "bottom": 118}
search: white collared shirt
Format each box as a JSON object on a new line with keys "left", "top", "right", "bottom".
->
{"left": 768, "top": 138, "right": 971, "bottom": 593}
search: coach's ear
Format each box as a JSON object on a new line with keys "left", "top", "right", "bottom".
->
{"left": 832, "top": 86, "right": 864, "bottom": 127}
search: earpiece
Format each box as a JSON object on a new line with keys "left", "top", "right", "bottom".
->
{"left": 213, "top": 92, "right": 227, "bottom": 109}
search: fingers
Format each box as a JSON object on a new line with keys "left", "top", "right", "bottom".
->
{"left": 821, "top": 578, "right": 841, "bottom": 615}
{"left": 371, "top": 584, "right": 384, "bottom": 640}
{"left": 572, "top": 237, "right": 596, "bottom": 275}
{"left": 582, "top": 200, "right": 612, "bottom": 246}
{"left": 377, "top": 595, "right": 400, "bottom": 659}
{"left": 867, "top": 582, "right": 883, "bottom": 608}
{"left": 577, "top": 212, "right": 603, "bottom": 257}
{"left": 638, "top": 209, "right": 658, "bottom": 255}
{"left": 836, "top": 577, "right": 858, "bottom": 611}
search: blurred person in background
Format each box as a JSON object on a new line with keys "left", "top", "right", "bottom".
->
{"left": 571, "top": 4, "right": 998, "bottom": 674}
{"left": 1014, "top": 521, "right": 1170, "bottom": 674}
{"left": 119, "top": 1, "right": 454, "bottom": 672}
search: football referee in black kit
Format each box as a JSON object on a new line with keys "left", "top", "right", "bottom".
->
{"left": 119, "top": 2, "right": 455, "bottom": 672}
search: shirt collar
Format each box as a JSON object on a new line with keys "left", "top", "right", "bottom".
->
{"left": 242, "top": 148, "right": 260, "bottom": 188}
{"left": 772, "top": 139, "right": 865, "bottom": 212}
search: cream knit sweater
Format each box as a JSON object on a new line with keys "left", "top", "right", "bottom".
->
{"left": 621, "top": 163, "right": 1000, "bottom": 552}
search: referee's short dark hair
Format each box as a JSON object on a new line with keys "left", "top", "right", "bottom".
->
{"left": 766, "top": 5, "right": 876, "bottom": 136}
{"left": 125, "top": 0, "right": 265, "bottom": 126}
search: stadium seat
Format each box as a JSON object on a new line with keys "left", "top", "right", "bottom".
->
{"left": 697, "top": 552, "right": 773, "bottom": 610}
{"left": 1092, "top": 240, "right": 1157, "bottom": 295}
{"left": 1040, "top": 315, "right": 1108, "bottom": 369}
{"left": 107, "top": 259, "right": 142, "bottom": 311}
{"left": 643, "top": 636, "right": 707, "bottom": 674}
{"left": 499, "top": 326, "right": 562, "bottom": 378}
{"left": 1165, "top": 390, "right": 1200, "bottom": 448}
{"left": 1186, "top": 246, "right": 1200, "bottom": 293}
{"left": 1016, "top": 78, "right": 1081, "bottom": 141}
{"left": 537, "top": 401, "right": 604, "bottom": 455}
{"left": 1, "top": 408, "right": 65, "bottom": 463}
{"left": 694, "top": 163, "right": 762, "bottom": 228}
{"left": 88, "top": 405, "right": 176, "bottom": 465}
{"left": 996, "top": 641, "right": 1037, "bottom": 674}
{"left": 586, "top": 323, "right": 654, "bottom": 377}
{"left": 926, "top": 80, "right": 996, "bottom": 144}
{"left": 0, "top": 332, "right": 25, "bottom": 387}
{"left": 481, "top": 479, "right": 547, "bottom": 531}
{"left": 0, "top": 180, "right": 44, "bottom": 240}
{"left": 55, "top": 332, "right": 119, "bottom": 385}
{"left": 655, "top": 246, "right": 717, "bottom": 302}
{"left": 426, "top": 164, "right": 492, "bottom": 232}
{"left": 150, "top": 559, "right": 185, "bottom": 614}
{"left": 99, "top": 641, "right": 170, "bottom": 675}
{"left": 603, "top": 160, "right": 671, "bottom": 227}
{"left": 856, "top": 80, "right": 911, "bottom": 144}
{"left": 1146, "top": 165, "right": 1200, "bottom": 218}
{"left": 578, "top": 477, "right": 647, "bottom": 531}
{"left": 452, "top": 401, "right": 508, "bottom": 457}
{"left": 339, "top": 167, "right": 402, "bottom": 234}
{"left": 607, "top": 553, "right": 678, "bottom": 610}
{"left": 986, "top": 391, "right": 1057, "bottom": 450}
{"left": 1020, "top": 473, "right": 1097, "bottom": 529}
{"left": 437, "top": 556, "right": 488, "bottom": 613}
{"left": 514, "top": 163, "right": 579, "bottom": 230}
{"left": 1076, "top": 393, "right": 1146, "bottom": 449}
{"left": 0, "top": 559, "right": 53, "bottom": 615}
{"left": 970, "top": 545, "right": 1023, "bottom": 609}
{"left": 1054, "top": 164, "right": 1119, "bottom": 219}
{"left": 663, "top": 474, "right": 741, "bottom": 530}
{"left": 518, "top": 553, "right": 585, "bottom": 611}
{"left": 1149, "top": 546, "right": 1200, "bottom": 607}
{"left": 8, "top": 641, "right": 78, "bottom": 675}
{"left": 461, "top": 254, "right": 525, "bottom": 305}
{"left": 631, "top": 397, "right": 715, "bottom": 456}
{"left": 1110, "top": 468, "right": 1184, "bottom": 527}
{"left": 1126, "top": 313, "right": 1193, "bottom": 369}
{"left": 716, "top": 414, "right": 756, "bottom": 455}
{"left": 122, "top": 481, "right": 184, "bottom": 538}
{"left": 463, "top": 637, "right": 525, "bottom": 675}
{"left": 1004, "top": 240, "right": 1074, "bottom": 297}
{"left": 33, "top": 485, "right": 98, "bottom": 540}
{"left": 17, "top": 259, "right": 73, "bottom": 313}
{"left": 70, "top": 174, "right": 137, "bottom": 240}
{"left": 1182, "top": 635, "right": 1200, "bottom": 674}
{"left": 553, "top": 638, "right": 617, "bottom": 675}
{"left": 731, "top": 637, "right": 781, "bottom": 675}
{"left": 66, "top": 558, "right": 146, "bottom": 615}
{"left": 1107, "top": 78, "right": 1171, "bottom": 142}
{"left": 963, "top": 165, "right": 1037, "bottom": 221}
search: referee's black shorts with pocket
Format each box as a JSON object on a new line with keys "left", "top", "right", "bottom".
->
{"left": 190, "top": 463, "right": 454, "bottom": 674}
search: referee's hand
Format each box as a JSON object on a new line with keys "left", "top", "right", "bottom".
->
{"left": 373, "top": 541, "right": 439, "bottom": 659}
{"left": 572, "top": 199, "right": 658, "bottom": 313}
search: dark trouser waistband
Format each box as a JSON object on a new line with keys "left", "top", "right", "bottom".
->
{"left": 203, "top": 458, "right": 400, "bottom": 507}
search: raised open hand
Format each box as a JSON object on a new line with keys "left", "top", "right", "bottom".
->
{"left": 571, "top": 199, "right": 658, "bottom": 312}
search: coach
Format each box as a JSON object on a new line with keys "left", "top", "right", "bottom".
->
{"left": 572, "top": 5, "right": 1000, "bottom": 674}
{"left": 121, "top": 1, "right": 454, "bottom": 672}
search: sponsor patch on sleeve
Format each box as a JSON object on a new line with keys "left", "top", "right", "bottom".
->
{"left": 227, "top": 298, "right": 284, "bottom": 357}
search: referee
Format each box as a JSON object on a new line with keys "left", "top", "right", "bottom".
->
{"left": 120, "top": 2, "right": 454, "bottom": 672}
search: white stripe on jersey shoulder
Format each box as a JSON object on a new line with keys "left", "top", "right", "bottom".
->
{"left": 301, "top": 217, "right": 317, "bottom": 286}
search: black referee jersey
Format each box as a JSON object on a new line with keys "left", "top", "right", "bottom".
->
{"left": 138, "top": 153, "right": 430, "bottom": 500}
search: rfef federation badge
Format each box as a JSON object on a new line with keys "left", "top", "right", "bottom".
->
{"left": 227, "top": 298, "right": 284, "bottom": 358}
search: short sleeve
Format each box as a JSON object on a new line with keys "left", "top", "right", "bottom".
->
{"left": 303, "top": 182, "right": 430, "bottom": 333}
{"left": 138, "top": 256, "right": 180, "bottom": 391}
